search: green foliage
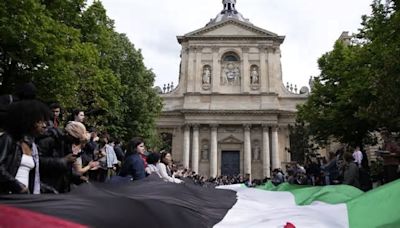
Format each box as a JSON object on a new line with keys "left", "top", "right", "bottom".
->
{"left": 298, "top": 0, "right": 400, "bottom": 146}
{"left": 289, "top": 121, "right": 319, "bottom": 163}
{"left": 358, "top": 0, "right": 400, "bottom": 132}
{"left": 0, "top": 0, "right": 163, "bottom": 142}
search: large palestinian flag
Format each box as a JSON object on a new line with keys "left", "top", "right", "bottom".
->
{"left": 1, "top": 176, "right": 399, "bottom": 228}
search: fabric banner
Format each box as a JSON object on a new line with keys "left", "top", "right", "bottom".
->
{"left": 1, "top": 176, "right": 399, "bottom": 228}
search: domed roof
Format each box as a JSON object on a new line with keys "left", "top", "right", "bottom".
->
{"left": 207, "top": 0, "right": 251, "bottom": 26}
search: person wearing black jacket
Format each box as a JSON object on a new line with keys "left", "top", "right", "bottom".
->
{"left": 37, "top": 121, "right": 89, "bottom": 193}
{"left": 0, "top": 100, "right": 50, "bottom": 194}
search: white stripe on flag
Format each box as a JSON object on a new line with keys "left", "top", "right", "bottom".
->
{"left": 215, "top": 185, "right": 349, "bottom": 228}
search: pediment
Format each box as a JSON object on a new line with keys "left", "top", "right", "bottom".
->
{"left": 219, "top": 135, "right": 243, "bottom": 144}
{"left": 185, "top": 19, "right": 278, "bottom": 37}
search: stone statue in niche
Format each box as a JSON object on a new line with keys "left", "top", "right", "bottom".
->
{"left": 250, "top": 66, "right": 259, "bottom": 84}
{"left": 202, "top": 66, "right": 211, "bottom": 85}
{"left": 252, "top": 142, "right": 261, "bottom": 161}
{"left": 201, "top": 143, "right": 209, "bottom": 161}
{"left": 222, "top": 63, "right": 240, "bottom": 85}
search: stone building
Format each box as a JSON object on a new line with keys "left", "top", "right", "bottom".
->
{"left": 156, "top": 0, "right": 308, "bottom": 179}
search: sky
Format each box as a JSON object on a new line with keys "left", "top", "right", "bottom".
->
{"left": 99, "top": 0, "right": 372, "bottom": 89}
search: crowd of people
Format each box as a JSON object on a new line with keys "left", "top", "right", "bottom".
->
{"left": 268, "top": 147, "right": 373, "bottom": 191}
{"left": 0, "top": 83, "right": 384, "bottom": 195}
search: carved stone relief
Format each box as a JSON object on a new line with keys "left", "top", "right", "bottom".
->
{"left": 201, "top": 140, "right": 209, "bottom": 161}
{"left": 202, "top": 65, "right": 211, "bottom": 90}
{"left": 250, "top": 65, "right": 260, "bottom": 90}
{"left": 221, "top": 62, "right": 241, "bottom": 86}
{"left": 252, "top": 140, "right": 261, "bottom": 161}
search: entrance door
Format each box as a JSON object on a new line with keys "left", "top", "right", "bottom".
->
{"left": 221, "top": 151, "right": 240, "bottom": 176}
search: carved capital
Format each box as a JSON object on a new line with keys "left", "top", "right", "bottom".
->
{"left": 258, "top": 45, "right": 268, "bottom": 52}
{"left": 210, "top": 124, "right": 219, "bottom": 131}
{"left": 183, "top": 124, "right": 191, "bottom": 131}
{"left": 271, "top": 125, "right": 279, "bottom": 131}
{"left": 189, "top": 46, "right": 198, "bottom": 53}
{"left": 242, "top": 46, "right": 250, "bottom": 53}
{"left": 262, "top": 124, "right": 270, "bottom": 131}
{"left": 266, "top": 47, "right": 277, "bottom": 54}
{"left": 192, "top": 124, "right": 200, "bottom": 131}
{"left": 212, "top": 46, "right": 219, "bottom": 52}
{"left": 243, "top": 124, "right": 251, "bottom": 131}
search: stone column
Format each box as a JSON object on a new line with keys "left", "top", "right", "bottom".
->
{"left": 285, "top": 127, "right": 291, "bottom": 162}
{"left": 271, "top": 125, "right": 280, "bottom": 169}
{"left": 259, "top": 45, "right": 268, "bottom": 93}
{"left": 210, "top": 124, "right": 218, "bottom": 177}
{"left": 187, "top": 46, "right": 196, "bottom": 92}
{"left": 195, "top": 49, "right": 202, "bottom": 92}
{"left": 242, "top": 47, "right": 250, "bottom": 93}
{"left": 180, "top": 47, "right": 189, "bottom": 92}
{"left": 267, "top": 47, "right": 276, "bottom": 93}
{"left": 191, "top": 124, "right": 200, "bottom": 173}
{"left": 243, "top": 124, "right": 252, "bottom": 175}
{"left": 182, "top": 124, "right": 190, "bottom": 168}
{"left": 212, "top": 47, "right": 220, "bottom": 92}
{"left": 262, "top": 125, "right": 271, "bottom": 178}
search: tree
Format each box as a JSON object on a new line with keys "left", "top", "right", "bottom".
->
{"left": 358, "top": 0, "right": 400, "bottom": 132}
{"left": 1, "top": 0, "right": 163, "bottom": 143}
{"left": 78, "top": 2, "right": 162, "bottom": 142}
{"left": 109, "top": 33, "right": 162, "bottom": 145}
{"left": 298, "top": 41, "right": 375, "bottom": 146}
{"left": 298, "top": 0, "right": 400, "bottom": 146}
{"left": 0, "top": 0, "right": 81, "bottom": 95}
{"left": 289, "top": 121, "right": 318, "bottom": 163}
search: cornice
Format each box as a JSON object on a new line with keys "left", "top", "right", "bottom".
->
{"left": 179, "top": 36, "right": 285, "bottom": 43}
{"left": 183, "top": 92, "right": 279, "bottom": 96}
{"left": 180, "top": 109, "right": 295, "bottom": 116}
{"left": 178, "top": 19, "right": 285, "bottom": 44}
{"left": 186, "top": 20, "right": 277, "bottom": 37}
{"left": 159, "top": 109, "right": 297, "bottom": 117}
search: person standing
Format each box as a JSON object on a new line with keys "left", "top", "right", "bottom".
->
{"left": 48, "top": 103, "right": 62, "bottom": 128}
{"left": 37, "top": 121, "right": 89, "bottom": 193}
{"left": 0, "top": 100, "right": 50, "bottom": 194}
{"left": 119, "top": 138, "right": 146, "bottom": 181}
{"left": 343, "top": 152, "right": 360, "bottom": 189}
{"left": 353, "top": 146, "right": 363, "bottom": 168}
{"left": 70, "top": 109, "right": 85, "bottom": 123}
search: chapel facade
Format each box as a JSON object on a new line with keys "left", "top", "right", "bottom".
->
{"left": 156, "top": 0, "right": 308, "bottom": 179}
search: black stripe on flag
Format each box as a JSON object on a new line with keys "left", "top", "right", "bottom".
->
{"left": 0, "top": 176, "right": 237, "bottom": 228}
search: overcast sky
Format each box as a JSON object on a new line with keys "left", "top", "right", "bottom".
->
{"left": 99, "top": 0, "right": 372, "bottom": 89}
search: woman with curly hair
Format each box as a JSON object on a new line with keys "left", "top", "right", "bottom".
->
{"left": 0, "top": 100, "right": 50, "bottom": 194}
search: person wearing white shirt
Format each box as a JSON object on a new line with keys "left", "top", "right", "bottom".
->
{"left": 352, "top": 146, "right": 363, "bottom": 167}
{"left": 156, "top": 152, "right": 183, "bottom": 184}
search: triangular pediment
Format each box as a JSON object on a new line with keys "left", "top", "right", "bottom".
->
{"left": 219, "top": 135, "right": 243, "bottom": 144}
{"left": 185, "top": 19, "right": 278, "bottom": 37}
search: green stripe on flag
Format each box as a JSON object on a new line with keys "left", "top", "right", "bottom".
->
{"left": 347, "top": 179, "right": 400, "bottom": 228}
{"left": 257, "top": 182, "right": 363, "bottom": 205}
{"left": 291, "top": 185, "right": 363, "bottom": 205}
{"left": 256, "top": 179, "right": 400, "bottom": 227}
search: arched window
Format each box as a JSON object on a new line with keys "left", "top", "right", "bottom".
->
{"left": 223, "top": 52, "right": 240, "bottom": 62}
